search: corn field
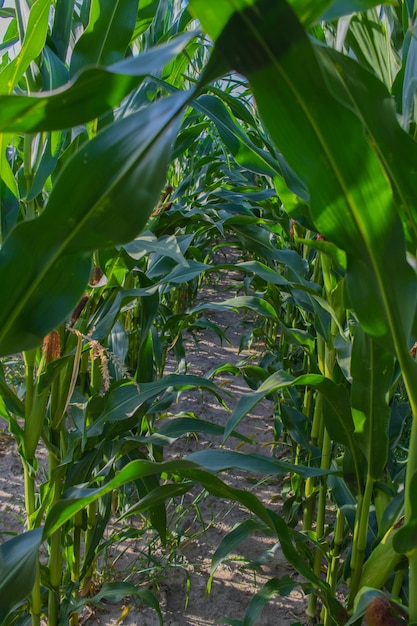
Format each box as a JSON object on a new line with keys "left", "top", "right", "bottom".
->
{"left": 1, "top": 1, "right": 417, "bottom": 624}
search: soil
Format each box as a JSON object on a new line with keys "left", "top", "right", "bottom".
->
{"left": 0, "top": 269, "right": 309, "bottom": 626}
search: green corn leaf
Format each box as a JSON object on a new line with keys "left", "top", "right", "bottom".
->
{"left": 120, "top": 483, "right": 192, "bottom": 520}
{"left": 190, "top": 296, "right": 278, "bottom": 319}
{"left": 322, "top": 1, "right": 397, "bottom": 22}
{"left": 190, "top": 0, "right": 417, "bottom": 358}
{"left": 0, "top": 528, "right": 43, "bottom": 622}
{"left": 62, "top": 582, "right": 163, "bottom": 625}
{"left": 50, "top": 0, "right": 76, "bottom": 62}
{"left": 157, "top": 417, "right": 252, "bottom": 443}
{"left": 209, "top": 518, "right": 271, "bottom": 590}
{"left": 43, "top": 459, "right": 276, "bottom": 538}
{"left": 194, "top": 94, "right": 280, "bottom": 176}
{"left": 242, "top": 577, "right": 298, "bottom": 626}
{"left": 286, "top": 0, "right": 333, "bottom": 26}
{"left": 351, "top": 327, "right": 394, "bottom": 479}
{"left": 89, "top": 582, "right": 162, "bottom": 618}
{"left": 0, "top": 134, "right": 19, "bottom": 201}
{"left": 122, "top": 232, "right": 189, "bottom": 265}
{"left": 134, "top": 0, "right": 160, "bottom": 38}
{"left": 343, "top": 9, "right": 399, "bottom": 87}
{"left": 267, "top": 509, "right": 347, "bottom": 622}
{"left": 344, "top": 587, "right": 408, "bottom": 626}
{"left": 0, "top": 33, "right": 195, "bottom": 133}
{"left": 70, "top": 0, "right": 140, "bottom": 76}
{"left": 0, "top": 91, "right": 191, "bottom": 357}
{"left": 186, "top": 448, "right": 337, "bottom": 478}
{"left": 222, "top": 370, "right": 361, "bottom": 480}
{"left": 87, "top": 375, "right": 225, "bottom": 438}
{"left": 160, "top": 259, "right": 211, "bottom": 284}
{"left": 0, "top": 0, "right": 50, "bottom": 94}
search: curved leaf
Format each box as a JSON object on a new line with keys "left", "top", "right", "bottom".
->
{"left": 318, "top": 46, "right": 417, "bottom": 247}
{"left": 0, "top": 34, "right": 195, "bottom": 133}
{"left": 43, "top": 458, "right": 276, "bottom": 538}
{"left": 0, "top": 528, "right": 43, "bottom": 621}
{"left": 191, "top": 0, "right": 417, "bottom": 355}
{"left": 87, "top": 374, "right": 226, "bottom": 437}
{"left": 0, "top": 91, "right": 191, "bottom": 356}
{"left": 186, "top": 448, "right": 336, "bottom": 478}
{"left": 0, "top": 0, "right": 50, "bottom": 94}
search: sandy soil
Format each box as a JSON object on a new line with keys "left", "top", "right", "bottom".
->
{"left": 0, "top": 272, "right": 309, "bottom": 626}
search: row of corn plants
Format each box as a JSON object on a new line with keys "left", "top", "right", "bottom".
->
{"left": 1, "top": 1, "right": 417, "bottom": 625}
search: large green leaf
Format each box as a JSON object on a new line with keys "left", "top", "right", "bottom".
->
{"left": 0, "top": 34, "right": 195, "bottom": 133}
{"left": 87, "top": 374, "right": 226, "bottom": 437}
{"left": 0, "top": 528, "right": 43, "bottom": 622}
{"left": 317, "top": 46, "right": 417, "bottom": 247}
{"left": 190, "top": 295, "right": 278, "bottom": 319}
{"left": 0, "top": 91, "right": 191, "bottom": 356}
{"left": 43, "top": 458, "right": 276, "bottom": 538}
{"left": 190, "top": 0, "right": 417, "bottom": 357}
{"left": 70, "top": 0, "right": 140, "bottom": 76}
{"left": 194, "top": 94, "right": 280, "bottom": 176}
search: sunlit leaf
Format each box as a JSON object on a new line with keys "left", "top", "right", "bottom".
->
{"left": 0, "top": 0, "right": 50, "bottom": 94}
{"left": 0, "top": 34, "right": 195, "bottom": 132}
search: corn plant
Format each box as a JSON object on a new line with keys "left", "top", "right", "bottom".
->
{"left": 185, "top": 0, "right": 417, "bottom": 624}
{"left": 3, "top": 1, "right": 417, "bottom": 626}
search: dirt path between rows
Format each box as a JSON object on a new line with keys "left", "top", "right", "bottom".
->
{"left": 0, "top": 269, "right": 308, "bottom": 626}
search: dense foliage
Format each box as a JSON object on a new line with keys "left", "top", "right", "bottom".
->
{"left": 1, "top": 1, "right": 417, "bottom": 625}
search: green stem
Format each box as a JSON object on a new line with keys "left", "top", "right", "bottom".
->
{"left": 391, "top": 568, "right": 404, "bottom": 598}
{"left": 396, "top": 352, "right": 417, "bottom": 624}
{"left": 348, "top": 474, "right": 374, "bottom": 607}
{"left": 327, "top": 508, "right": 345, "bottom": 594}
{"left": 307, "top": 427, "right": 332, "bottom": 620}
{"left": 81, "top": 501, "right": 97, "bottom": 595}
{"left": 303, "top": 393, "right": 323, "bottom": 530}
{"left": 23, "top": 349, "right": 42, "bottom": 625}
{"left": 48, "top": 429, "right": 63, "bottom": 626}
{"left": 23, "top": 349, "right": 37, "bottom": 412}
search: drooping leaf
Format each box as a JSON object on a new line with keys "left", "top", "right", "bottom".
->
{"left": 87, "top": 375, "right": 225, "bottom": 437}
{"left": 194, "top": 94, "right": 280, "bottom": 176}
{"left": 0, "top": 91, "right": 191, "bottom": 356}
{"left": 208, "top": 518, "right": 272, "bottom": 591}
{"left": 186, "top": 448, "right": 336, "bottom": 479}
{"left": 43, "top": 459, "right": 276, "bottom": 538}
{"left": 0, "top": 34, "right": 195, "bottom": 133}
{"left": 242, "top": 577, "right": 298, "bottom": 626}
